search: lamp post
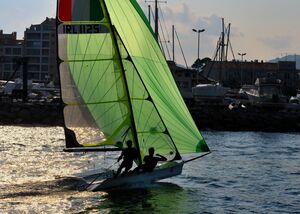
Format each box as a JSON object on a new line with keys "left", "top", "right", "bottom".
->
{"left": 238, "top": 52, "right": 246, "bottom": 61}
{"left": 192, "top": 28, "right": 205, "bottom": 60}
{"left": 238, "top": 52, "right": 246, "bottom": 85}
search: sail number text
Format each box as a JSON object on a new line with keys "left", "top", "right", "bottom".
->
{"left": 62, "top": 24, "right": 108, "bottom": 34}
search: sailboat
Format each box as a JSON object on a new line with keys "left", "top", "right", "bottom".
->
{"left": 57, "top": 0, "right": 210, "bottom": 191}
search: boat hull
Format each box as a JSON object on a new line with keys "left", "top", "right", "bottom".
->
{"left": 85, "top": 161, "right": 184, "bottom": 191}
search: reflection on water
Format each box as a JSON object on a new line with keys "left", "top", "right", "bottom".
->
{"left": 85, "top": 183, "right": 191, "bottom": 214}
{"left": 1, "top": 126, "right": 300, "bottom": 213}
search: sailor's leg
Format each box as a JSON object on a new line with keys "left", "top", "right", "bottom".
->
{"left": 115, "top": 162, "right": 125, "bottom": 176}
{"left": 122, "top": 162, "right": 133, "bottom": 175}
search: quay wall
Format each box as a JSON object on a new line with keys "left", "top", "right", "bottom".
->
{"left": 0, "top": 101, "right": 300, "bottom": 132}
{"left": 0, "top": 102, "right": 63, "bottom": 126}
{"left": 190, "top": 103, "right": 300, "bottom": 132}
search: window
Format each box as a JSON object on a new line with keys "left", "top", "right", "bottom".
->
{"left": 26, "top": 49, "right": 40, "bottom": 55}
{"left": 43, "top": 33, "right": 50, "bottom": 40}
{"left": 13, "top": 48, "right": 22, "bottom": 55}
{"left": 27, "top": 33, "right": 41, "bottom": 40}
{"left": 3, "top": 72, "right": 11, "bottom": 79}
{"left": 28, "top": 65, "right": 40, "bottom": 71}
{"left": 5, "top": 48, "right": 11, "bottom": 55}
{"left": 42, "top": 49, "right": 49, "bottom": 55}
{"left": 4, "top": 64, "right": 11, "bottom": 71}
{"left": 42, "top": 41, "right": 49, "bottom": 47}
{"left": 42, "top": 57, "right": 48, "bottom": 63}
{"left": 28, "top": 72, "right": 40, "bottom": 80}
{"left": 27, "top": 41, "right": 41, "bottom": 47}
{"left": 43, "top": 25, "right": 50, "bottom": 31}
{"left": 28, "top": 57, "right": 40, "bottom": 63}
{"left": 33, "top": 26, "right": 41, "bottom": 31}
{"left": 41, "top": 65, "right": 48, "bottom": 71}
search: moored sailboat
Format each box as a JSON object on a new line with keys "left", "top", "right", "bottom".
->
{"left": 57, "top": 0, "right": 210, "bottom": 191}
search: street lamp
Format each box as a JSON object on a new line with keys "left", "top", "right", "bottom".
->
{"left": 238, "top": 52, "right": 246, "bottom": 85}
{"left": 238, "top": 52, "right": 246, "bottom": 61}
{"left": 192, "top": 28, "right": 205, "bottom": 60}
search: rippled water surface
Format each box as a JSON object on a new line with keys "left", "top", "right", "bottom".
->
{"left": 0, "top": 126, "right": 299, "bottom": 213}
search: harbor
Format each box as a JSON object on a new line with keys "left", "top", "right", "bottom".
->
{"left": 1, "top": 0, "right": 300, "bottom": 213}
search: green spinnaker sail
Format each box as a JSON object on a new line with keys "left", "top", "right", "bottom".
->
{"left": 57, "top": 0, "right": 209, "bottom": 161}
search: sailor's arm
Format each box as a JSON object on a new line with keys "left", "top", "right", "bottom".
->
{"left": 156, "top": 154, "right": 167, "bottom": 161}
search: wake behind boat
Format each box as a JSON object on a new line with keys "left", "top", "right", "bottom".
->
{"left": 56, "top": 0, "right": 210, "bottom": 191}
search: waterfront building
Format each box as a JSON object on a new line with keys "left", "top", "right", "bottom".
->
{"left": 167, "top": 60, "right": 211, "bottom": 99}
{"left": 202, "top": 60, "right": 299, "bottom": 95}
{"left": 0, "top": 31, "right": 23, "bottom": 80}
{"left": 23, "top": 17, "right": 58, "bottom": 84}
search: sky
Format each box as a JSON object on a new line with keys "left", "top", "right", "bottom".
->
{"left": 0, "top": 0, "right": 299, "bottom": 66}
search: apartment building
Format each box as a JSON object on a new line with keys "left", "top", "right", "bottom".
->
{"left": 0, "top": 31, "right": 23, "bottom": 80}
{"left": 23, "top": 17, "right": 58, "bottom": 83}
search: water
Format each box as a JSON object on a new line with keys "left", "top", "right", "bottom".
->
{"left": 0, "top": 126, "right": 299, "bottom": 213}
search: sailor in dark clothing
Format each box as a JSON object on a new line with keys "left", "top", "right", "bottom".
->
{"left": 141, "top": 147, "right": 167, "bottom": 172}
{"left": 115, "top": 140, "right": 138, "bottom": 176}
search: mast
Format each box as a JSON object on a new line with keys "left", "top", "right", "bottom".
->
{"left": 113, "top": 29, "right": 182, "bottom": 161}
{"left": 154, "top": 0, "right": 158, "bottom": 40}
{"left": 225, "top": 23, "right": 231, "bottom": 61}
{"left": 148, "top": 5, "right": 151, "bottom": 25}
{"left": 172, "top": 25, "right": 175, "bottom": 62}
{"left": 102, "top": 0, "right": 142, "bottom": 164}
{"left": 219, "top": 18, "right": 225, "bottom": 83}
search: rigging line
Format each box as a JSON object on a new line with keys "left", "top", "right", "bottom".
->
{"left": 109, "top": 2, "right": 176, "bottom": 98}
{"left": 174, "top": 28, "right": 188, "bottom": 69}
{"left": 158, "top": 5, "right": 172, "bottom": 60}
{"left": 111, "top": 0, "right": 156, "bottom": 60}
{"left": 228, "top": 39, "right": 236, "bottom": 60}
{"left": 103, "top": 0, "right": 143, "bottom": 165}
{"left": 115, "top": 1, "right": 197, "bottom": 139}
{"left": 127, "top": 1, "right": 169, "bottom": 68}
{"left": 144, "top": 61, "right": 194, "bottom": 132}
{"left": 183, "top": 152, "right": 211, "bottom": 164}
{"left": 158, "top": 4, "right": 171, "bottom": 44}
{"left": 158, "top": 14, "right": 171, "bottom": 60}
{"left": 113, "top": 29, "right": 182, "bottom": 161}
{"left": 159, "top": 38, "right": 167, "bottom": 59}
{"left": 150, "top": 5, "right": 169, "bottom": 58}
{"left": 144, "top": 67, "right": 193, "bottom": 131}
{"left": 110, "top": 0, "right": 168, "bottom": 86}
{"left": 84, "top": 161, "right": 119, "bottom": 191}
